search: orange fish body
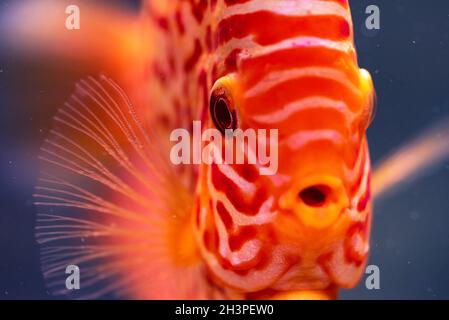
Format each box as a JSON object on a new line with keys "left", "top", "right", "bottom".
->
{"left": 189, "top": 0, "right": 376, "bottom": 299}
{"left": 31, "top": 0, "right": 376, "bottom": 300}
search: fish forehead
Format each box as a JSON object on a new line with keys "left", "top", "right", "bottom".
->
{"left": 142, "top": 0, "right": 359, "bottom": 132}
{"left": 214, "top": 0, "right": 355, "bottom": 67}
{"left": 211, "top": 0, "right": 365, "bottom": 130}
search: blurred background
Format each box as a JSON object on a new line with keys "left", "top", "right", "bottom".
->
{"left": 0, "top": 0, "right": 448, "bottom": 299}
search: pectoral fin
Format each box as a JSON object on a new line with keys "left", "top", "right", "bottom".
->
{"left": 34, "top": 75, "right": 219, "bottom": 299}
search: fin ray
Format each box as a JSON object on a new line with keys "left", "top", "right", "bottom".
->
{"left": 34, "top": 75, "right": 217, "bottom": 299}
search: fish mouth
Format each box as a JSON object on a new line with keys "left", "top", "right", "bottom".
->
{"left": 280, "top": 175, "right": 350, "bottom": 229}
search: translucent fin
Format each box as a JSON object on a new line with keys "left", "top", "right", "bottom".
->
{"left": 0, "top": 0, "right": 150, "bottom": 101}
{"left": 372, "top": 118, "right": 449, "bottom": 201}
{"left": 34, "top": 75, "right": 219, "bottom": 299}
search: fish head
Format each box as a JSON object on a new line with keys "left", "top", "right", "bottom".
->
{"left": 195, "top": 0, "right": 376, "bottom": 297}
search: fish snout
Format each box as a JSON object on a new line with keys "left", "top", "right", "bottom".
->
{"left": 279, "top": 175, "right": 349, "bottom": 229}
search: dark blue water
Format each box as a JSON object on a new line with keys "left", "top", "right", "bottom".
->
{"left": 0, "top": 0, "right": 448, "bottom": 299}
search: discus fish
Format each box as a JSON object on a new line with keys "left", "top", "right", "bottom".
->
{"left": 3, "top": 0, "right": 448, "bottom": 300}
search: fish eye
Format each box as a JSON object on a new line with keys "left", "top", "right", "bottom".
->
{"left": 210, "top": 86, "right": 237, "bottom": 134}
{"left": 367, "top": 91, "right": 377, "bottom": 127}
{"left": 359, "top": 69, "right": 376, "bottom": 129}
{"left": 362, "top": 90, "right": 377, "bottom": 130}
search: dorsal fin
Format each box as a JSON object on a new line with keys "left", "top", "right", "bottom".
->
{"left": 34, "top": 75, "right": 220, "bottom": 299}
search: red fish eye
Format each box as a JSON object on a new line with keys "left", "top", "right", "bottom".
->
{"left": 210, "top": 94, "right": 237, "bottom": 134}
